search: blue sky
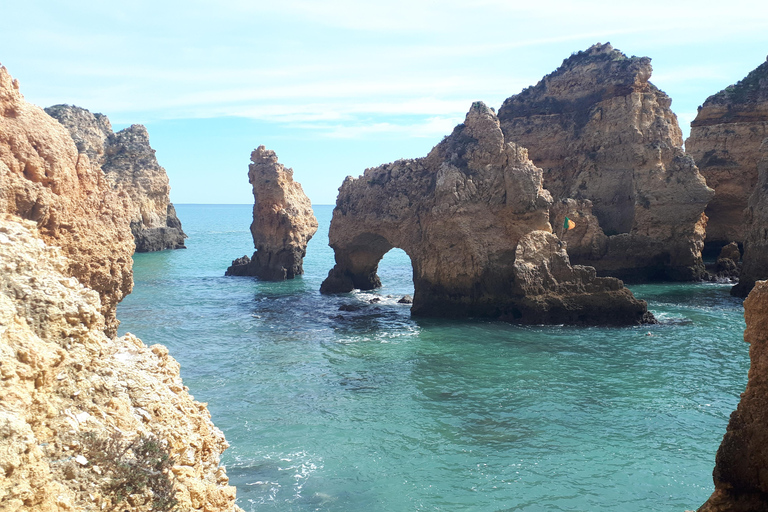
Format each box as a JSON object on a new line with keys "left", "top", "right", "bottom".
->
{"left": 3, "top": 0, "right": 768, "bottom": 204}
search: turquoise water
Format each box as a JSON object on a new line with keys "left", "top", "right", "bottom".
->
{"left": 117, "top": 204, "right": 748, "bottom": 512}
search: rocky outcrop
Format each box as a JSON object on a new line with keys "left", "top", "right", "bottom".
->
{"left": 732, "top": 138, "right": 768, "bottom": 297}
{"left": 686, "top": 57, "right": 768, "bottom": 248}
{"left": 0, "top": 215, "right": 241, "bottom": 512}
{"left": 45, "top": 104, "right": 187, "bottom": 252}
{"left": 697, "top": 280, "right": 768, "bottom": 512}
{"left": 320, "top": 102, "right": 653, "bottom": 325}
{"left": 0, "top": 65, "right": 133, "bottom": 336}
{"left": 226, "top": 146, "right": 318, "bottom": 280}
{"left": 498, "top": 43, "right": 713, "bottom": 282}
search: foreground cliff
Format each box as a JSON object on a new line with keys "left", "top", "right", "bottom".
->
{"left": 45, "top": 104, "right": 187, "bottom": 252}
{"left": 498, "top": 43, "right": 713, "bottom": 282}
{"left": 0, "top": 65, "right": 133, "bottom": 336}
{"left": 697, "top": 280, "right": 768, "bottom": 512}
{"left": 686, "top": 57, "right": 768, "bottom": 248}
{"left": 321, "top": 102, "right": 653, "bottom": 325}
{"left": 0, "top": 216, "right": 240, "bottom": 511}
{"left": 732, "top": 139, "right": 768, "bottom": 297}
{"left": 226, "top": 146, "right": 318, "bottom": 280}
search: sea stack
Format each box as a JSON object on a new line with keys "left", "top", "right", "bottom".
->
{"left": 732, "top": 139, "right": 768, "bottom": 297}
{"left": 45, "top": 104, "right": 187, "bottom": 252}
{"left": 686, "top": 56, "right": 768, "bottom": 250}
{"left": 698, "top": 280, "right": 768, "bottom": 512}
{"left": 321, "top": 101, "right": 653, "bottom": 326}
{"left": 0, "top": 64, "right": 241, "bottom": 511}
{"left": 498, "top": 43, "right": 713, "bottom": 282}
{"left": 226, "top": 146, "right": 318, "bottom": 280}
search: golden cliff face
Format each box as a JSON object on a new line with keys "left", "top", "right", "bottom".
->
{"left": 0, "top": 216, "right": 241, "bottom": 511}
{"left": 686, "top": 58, "right": 768, "bottom": 246}
{"left": 0, "top": 65, "right": 134, "bottom": 336}
{"left": 498, "top": 43, "right": 713, "bottom": 282}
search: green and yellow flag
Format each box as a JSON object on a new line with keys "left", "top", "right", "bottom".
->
{"left": 563, "top": 216, "right": 576, "bottom": 231}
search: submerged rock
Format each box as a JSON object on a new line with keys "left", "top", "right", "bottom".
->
{"left": 498, "top": 43, "right": 713, "bottom": 282}
{"left": 687, "top": 56, "right": 768, "bottom": 248}
{"left": 320, "top": 101, "right": 653, "bottom": 326}
{"left": 732, "top": 138, "right": 768, "bottom": 297}
{"left": 226, "top": 146, "right": 318, "bottom": 280}
{"left": 698, "top": 280, "right": 768, "bottom": 512}
{"left": 0, "top": 65, "right": 133, "bottom": 336}
{"left": 45, "top": 104, "right": 187, "bottom": 252}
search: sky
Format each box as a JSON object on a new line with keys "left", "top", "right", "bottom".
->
{"left": 2, "top": 0, "right": 768, "bottom": 205}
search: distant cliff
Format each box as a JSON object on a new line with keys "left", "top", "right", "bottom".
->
{"left": 498, "top": 43, "right": 713, "bottom": 282}
{"left": 321, "top": 101, "right": 653, "bottom": 326}
{"left": 226, "top": 146, "right": 318, "bottom": 280}
{"left": 45, "top": 104, "right": 187, "bottom": 252}
{"left": 686, "top": 57, "right": 768, "bottom": 248}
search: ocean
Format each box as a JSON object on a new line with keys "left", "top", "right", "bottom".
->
{"left": 117, "top": 204, "right": 748, "bottom": 512}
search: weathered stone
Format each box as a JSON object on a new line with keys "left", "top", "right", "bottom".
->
{"left": 0, "top": 66, "right": 133, "bottom": 336}
{"left": 226, "top": 146, "right": 318, "bottom": 280}
{"left": 687, "top": 56, "right": 768, "bottom": 248}
{"left": 45, "top": 105, "right": 187, "bottom": 252}
{"left": 732, "top": 138, "right": 768, "bottom": 297}
{"left": 320, "top": 101, "right": 653, "bottom": 325}
{"left": 498, "top": 43, "right": 713, "bottom": 282}
{"left": 697, "top": 280, "right": 768, "bottom": 512}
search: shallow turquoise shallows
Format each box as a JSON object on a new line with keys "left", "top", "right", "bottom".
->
{"left": 117, "top": 204, "right": 748, "bottom": 512}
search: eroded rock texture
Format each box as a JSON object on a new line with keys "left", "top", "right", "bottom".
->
{"left": 687, "top": 57, "right": 768, "bottom": 248}
{"left": 45, "top": 104, "right": 187, "bottom": 252}
{"left": 698, "top": 280, "right": 768, "bottom": 512}
{"left": 498, "top": 43, "right": 713, "bottom": 282}
{"left": 321, "top": 102, "right": 652, "bottom": 325}
{"left": 226, "top": 146, "right": 318, "bottom": 280}
{"left": 0, "top": 216, "right": 241, "bottom": 512}
{"left": 732, "top": 138, "right": 768, "bottom": 297}
{"left": 0, "top": 65, "right": 133, "bottom": 336}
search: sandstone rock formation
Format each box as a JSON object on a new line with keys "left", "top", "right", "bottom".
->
{"left": 732, "top": 138, "right": 768, "bottom": 297}
{"left": 0, "top": 215, "right": 241, "bottom": 512}
{"left": 687, "top": 57, "right": 768, "bottom": 248}
{"left": 45, "top": 104, "right": 187, "bottom": 252}
{"left": 0, "top": 65, "right": 133, "bottom": 336}
{"left": 226, "top": 146, "right": 318, "bottom": 280}
{"left": 697, "top": 280, "right": 768, "bottom": 512}
{"left": 321, "top": 101, "right": 653, "bottom": 325}
{"left": 498, "top": 43, "right": 713, "bottom": 282}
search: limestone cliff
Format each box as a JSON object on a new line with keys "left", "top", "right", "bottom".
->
{"left": 321, "top": 102, "right": 653, "bottom": 325}
{"left": 697, "top": 280, "right": 768, "bottom": 512}
{"left": 687, "top": 57, "right": 768, "bottom": 248}
{"left": 0, "top": 65, "right": 133, "bottom": 336}
{"left": 498, "top": 43, "right": 713, "bottom": 282}
{"left": 731, "top": 138, "right": 768, "bottom": 297}
{"left": 45, "top": 104, "right": 187, "bottom": 252}
{"left": 226, "top": 146, "right": 318, "bottom": 280}
{"left": 0, "top": 215, "right": 241, "bottom": 512}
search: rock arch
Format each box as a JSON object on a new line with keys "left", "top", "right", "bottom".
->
{"left": 321, "top": 102, "right": 653, "bottom": 326}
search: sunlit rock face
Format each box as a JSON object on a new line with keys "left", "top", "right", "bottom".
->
{"left": 732, "top": 138, "right": 768, "bottom": 297}
{"left": 686, "top": 57, "right": 768, "bottom": 249}
{"left": 226, "top": 146, "right": 318, "bottom": 280}
{"left": 698, "top": 280, "right": 768, "bottom": 512}
{"left": 321, "top": 101, "right": 653, "bottom": 326}
{"left": 0, "top": 65, "right": 133, "bottom": 336}
{"left": 498, "top": 43, "right": 713, "bottom": 282}
{"left": 45, "top": 104, "right": 187, "bottom": 252}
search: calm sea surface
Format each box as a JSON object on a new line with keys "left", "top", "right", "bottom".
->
{"left": 117, "top": 204, "right": 748, "bottom": 512}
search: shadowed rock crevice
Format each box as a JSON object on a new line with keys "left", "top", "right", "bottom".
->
{"left": 226, "top": 146, "right": 318, "bottom": 280}
{"left": 498, "top": 43, "right": 713, "bottom": 282}
{"left": 321, "top": 101, "right": 653, "bottom": 326}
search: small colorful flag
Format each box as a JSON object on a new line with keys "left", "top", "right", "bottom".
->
{"left": 563, "top": 216, "right": 576, "bottom": 231}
